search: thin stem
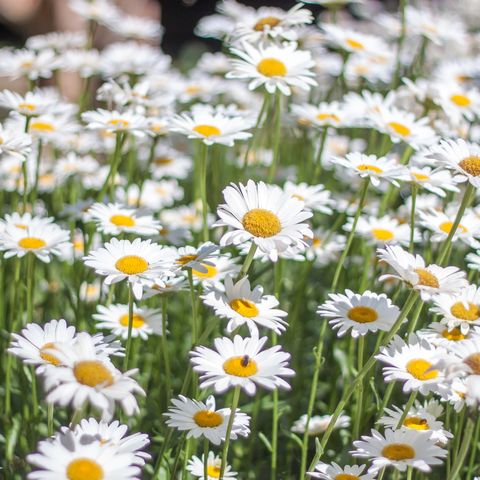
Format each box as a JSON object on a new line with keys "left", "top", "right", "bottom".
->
{"left": 271, "top": 332, "right": 279, "bottom": 480}
{"left": 199, "top": 142, "right": 209, "bottom": 242}
{"left": 467, "top": 415, "right": 480, "bottom": 478}
{"left": 98, "top": 132, "right": 125, "bottom": 202}
{"left": 188, "top": 269, "right": 199, "bottom": 345}
{"left": 267, "top": 92, "right": 282, "bottom": 183}
{"left": 219, "top": 385, "right": 241, "bottom": 479}
{"left": 123, "top": 283, "right": 135, "bottom": 371}
{"left": 395, "top": 391, "right": 417, "bottom": 428}
{"left": 237, "top": 243, "right": 257, "bottom": 280}
{"left": 352, "top": 336, "right": 365, "bottom": 440}
{"left": 203, "top": 439, "right": 210, "bottom": 480}
{"left": 47, "top": 402, "right": 54, "bottom": 436}
{"left": 409, "top": 184, "right": 417, "bottom": 253}
{"left": 312, "top": 127, "right": 329, "bottom": 183}
{"left": 26, "top": 252, "right": 35, "bottom": 325}
{"left": 448, "top": 415, "right": 475, "bottom": 480}
{"left": 161, "top": 296, "right": 171, "bottom": 404}
{"left": 21, "top": 116, "right": 32, "bottom": 213}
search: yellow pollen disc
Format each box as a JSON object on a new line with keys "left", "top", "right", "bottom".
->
{"left": 406, "top": 358, "right": 438, "bottom": 381}
{"left": 381, "top": 443, "right": 415, "bottom": 461}
{"left": 223, "top": 355, "right": 258, "bottom": 377}
{"left": 73, "top": 360, "right": 113, "bottom": 387}
{"left": 193, "top": 124, "right": 221, "bottom": 137}
{"left": 371, "top": 228, "right": 394, "bottom": 241}
{"left": 335, "top": 475, "right": 361, "bottom": 480}
{"left": 119, "top": 313, "right": 145, "bottom": 328}
{"left": 30, "top": 121, "right": 55, "bottom": 133}
{"left": 185, "top": 85, "right": 202, "bottom": 95}
{"left": 176, "top": 254, "right": 198, "bottom": 266}
{"left": 193, "top": 410, "right": 224, "bottom": 428}
{"left": 312, "top": 237, "right": 322, "bottom": 247}
{"left": 388, "top": 122, "right": 411, "bottom": 137}
{"left": 459, "top": 156, "right": 480, "bottom": 177}
{"left": 192, "top": 264, "right": 218, "bottom": 279}
{"left": 442, "top": 327, "right": 466, "bottom": 341}
{"left": 412, "top": 172, "right": 429, "bottom": 182}
{"left": 439, "top": 221, "right": 467, "bottom": 234}
{"left": 15, "top": 223, "right": 27, "bottom": 230}
{"left": 464, "top": 353, "right": 480, "bottom": 374}
{"left": 207, "top": 465, "right": 221, "bottom": 478}
{"left": 18, "top": 102, "right": 36, "bottom": 111}
{"left": 154, "top": 156, "right": 173, "bottom": 165}
{"left": 107, "top": 118, "right": 129, "bottom": 128}
{"left": 115, "top": 255, "right": 148, "bottom": 275}
{"left": 450, "top": 302, "right": 479, "bottom": 321}
{"left": 254, "top": 16, "right": 281, "bottom": 31}
{"left": 347, "top": 306, "right": 378, "bottom": 323}
{"left": 229, "top": 298, "right": 259, "bottom": 318}
{"left": 450, "top": 94, "right": 471, "bottom": 107}
{"left": 357, "top": 164, "right": 383, "bottom": 174}
{"left": 242, "top": 208, "right": 281, "bottom": 238}
{"left": 403, "top": 416, "right": 429, "bottom": 430}
{"left": 109, "top": 214, "right": 135, "bottom": 227}
{"left": 182, "top": 213, "right": 197, "bottom": 223}
{"left": 257, "top": 58, "right": 287, "bottom": 77}
{"left": 414, "top": 268, "right": 439, "bottom": 288}
{"left": 291, "top": 193, "right": 305, "bottom": 201}
{"left": 66, "top": 458, "right": 104, "bottom": 480}
{"left": 39, "top": 342, "right": 61, "bottom": 366}
{"left": 73, "top": 240, "right": 84, "bottom": 252}
{"left": 346, "top": 38, "right": 364, "bottom": 50}
{"left": 316, "top": 113, "right": 340, "bottom": 123}
{"left": 18, "top": 237, "right": 46, "bottom": 250}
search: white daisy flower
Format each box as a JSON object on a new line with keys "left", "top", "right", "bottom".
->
{"left": 28, "top": 113, "right": 77, "bottom": 140}
{"left": 93, "top": 303, "right": 164, "bottom": 340}
{"left": 105, "top": 13, "right": 164, "bottom": 41}
{"left": 80, "top": 281, "right": 103, "bottom": 303}
{"left": 190, "top": 254, "right": 241, "bottom": 291}
{"left": 399, "top": 166, "right": 459, "bottom": 197}
{"left": 164, "top": 395, "right": 250, "bottom": 445}
{"left": 317, "top": 290, "right": 401, "bottom": 338}
{"left": 291, "top": 413, "right": 350, "bottom": 436}
{"left": 0, "top": 124, "right": 31, "bottom": 158}
{"left": 226, "top": 42, "right": 317, "bottom": 96}
{"left": 419, "top": 321, "right": 479, "bottom": 346}
{"left": 68, "top": 0, "right": 120, "bottom": 23}
{"left": 0, "top": 89, "right": 58, "bottom": 117}
{"left": 187, "top": 451, "right": 237, "bottom": 479}
{"left": 322, "top": 24, "right": 388, "bottom": 55}
{"left": 87, "top": 203, "right": 161, "bottom": 236}
{"left": 377, "top": 245, "right": 468, "bottom": 300}
{"left": 351, "top": 428, "right": 447, "bottom": 473}
{"left": 435, "top": 83, "right": 480, "bottom": 124}
{"left": 202, "top": 275, "right": 288, "bottom": 336}
{"left": 0, "top": 48, "right": 57, "bottom": 80}
{"left": 305, "top": 229, "right": 346, "bottom": 265}
{"left": 82, "top": 109, "right": 149, "bottom": 137}
{"left": 291, "top": 101, "right": 345, "bottom": 129}
{"left": 190, "top": 334, "right": 294, "bottom": 395}
{"left": 123, "top": 179, "right": 184, "bottom": 211}
{"left": 26, "top": 31, "right": 87, "bottom": 52}
{"left": 447, "top": 337, "right": 480, "bottom": 378}
{"left": 215, "top": 180, "right": 313, "bottom": 262}
{"left": 83, "top": 238, "right": 176, "bottom": 299}
{"left": 174, "top": 243, "right": 219, "bottom": 273}
{"left": 148, "top": 144, "right": 192, "bottom": 180}
{"left": 282, "top": 181, "right": 333, "bottom": 214}
{"left": 308, "top": 462, "right": 375, "bottom": 480}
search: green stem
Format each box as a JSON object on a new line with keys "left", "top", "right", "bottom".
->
{"left": 219, "top": 386, "right": 241, "bottom": 479}
{"left": 312, "top": 127, "right": 329, "bottom": 183}
{"left": 123, "top": 284, "right": 134, "bottom": 370}
{"left": 22, "top": 116, "right": 31, "bottom": 213}
{"left": 409, "top": 184, "right": 417, "bottom": 253}
{"left": 271, "top": 332, "right": 279, "bottom": 480}
{"left": 26, "top": 252, "right": 35, "bottom": 325}
{"left": 161, "top": 296, "right": 171, "bottom": 404}
{"left": 47, "top": 402, "right": 54, "bottom": 436}
{"left": 267, "top": 92, "right": 282, "bottom": 183}
{"left": 199, "top": 142, "right": 209, "bottom": 242}
{"left": 97, "top": 132, "right": 125, "bottom": 202}
{"left": 204, "top": 438, "right": 210, "bottom": 480}
{"left": 396, "top": 391, "right": 417, "bottom": 428}
{"left": 448, "top": 415, "right": 475, "bottom": 480}
{"left": 467, "top": 415, "right": 480, "bottom": 478}
{"left": 237, "top": 243, "right": 257, "bottom": 280}
{"left": 352, "top": 336, "right": 365, "bottom": 440}
{"left": 188, "top": 269, "right": 199, "bottom": 345}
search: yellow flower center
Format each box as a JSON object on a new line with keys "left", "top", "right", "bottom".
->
{"left": 439, "top": 221, "right": 467, "bottom": 234}
{"left": 193, "top": 410, "right": 224, "bottom": 428}
{"left": 465, "top": 353, "right": 480, "bottom": 374}
{"left": 403, "top": 416, "right": 429, "bottom": 430}
{"left": 207, "top": 465, "right": 221, "bottom": 478}
{"left": 66, "top": 458, "right": 104, "bottom": 480}
{"left": 223, "top": 355, "right": 258, "bottom": 377}
{"left": 18, "top": 102, "right": 37, "bottom": 111}
{"left": 18, "top": 237, "right": 46, "bottom": 250}
{"left": 254, "top": 16, "right": 281, "bottom": 31}
{"left": 442, "top": 327, "right": 466, "bottom": 341}
{"left": 347, "top": 306, "right": 378, "bottom": 323}
{"left": 192, "top": 264, "right": 218, "bottom": 279}
{"left": 412, "top": 172, "right": 429, "bottom": 182}
{"left": 185, "top": 85, "right": 202, "bottom": 95}
{"left": 388, "top": 122, "right": 411, "bottom": 137}
{"left": 357, "top": 164, "right": 383, "bottom": 174}
{"left": 257, "top": 58, "right": 287, "bottom": 77}
{"left": 371, "top": 228, "right": 394, "bottom": 241}
{"left": 316, "top": 113, "right": 340, "bottom": 123}
{"left": 346, "top": 38, "right": 364, "bottom": 50}
{"left": 39, "top": 342, "right": 61, "bottom": 366}
{"left": 193, "top": 124, "right": 221, "bottom": 137}
{"left": 115, "top": 255, "right": 148, "bottom": 275}
{"left": 15, "top": 223, "right": 27, "bottom": 230}
{"left": 291, "top": 194, "right": 305, "bottom": 201}
{"left": 414, "top": 268, "right": 439, "bottom": 288}
{"left": 450, "top": 94, "right": 471, "bottom": 107}
{"left": 335, "top": 475, "right": 361, "bottom": 480}
{"left": 73, "top": 360, "right": 113, "bottom": 387}
{"left": 119, "top": 313, "right": 145, "bottom": 328}
{"left": 459, "top": 156, "right": 480, "bottom": 177}
{"left": 176, "top": 254, "right": 198, "bottom": 266}
{"left": 229, "top": 298, "right": 259, "bottom": 317}
{"left": 154, "top": 156, "right": 173, "bottom": 165}
{"left": 29, "top": 121, "right": 55, "bottom": 133}
{"left": 406, "top": 358, "right": 438, "bottom": 381}
{"left": 381, "top": 443, "right": 415, "bottom": 461}
{"left": 450, "top": 302, "right": 479, "bottom": 321}
{"left": 109, "top": 214, "right": 135, "bottom": 227}
{"left": 242, "top": 208, "right": 281, "bottom": 238}
{"left": 107, "top": 118, "right": 129, "bottom": 128}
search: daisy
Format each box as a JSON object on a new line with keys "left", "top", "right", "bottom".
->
{"left": 169, "top": 106, "right": 253, "bottom": 147}
{"left": 375, "top": 333, "right": 448, "bottom": 395}
{"left": 226, "top": 42, "right": 317, "bottom": 96}
{"left": 80, "top": 281, "right": 103, "bottom": 303}
{"left": 282, "top": 181, "right": 333, "bottom": 214}
{"left": 125, "top": 179, "right": 184, "bottom": 210}
{"left": 0, "top": 124, "right": 31, "bottom": 158}
{"left": 68, "top": 0, "right": 120, "bottom": 23}
{"left": 202, "top": 275, "right": 288, "bottom": 335}
{"left": 291, "top": 102, "right": 345, "bottom": 129}
{"left": 305, "top": 229, "right": 346, "bottom": 265}
{"left": 106, "top": 14, "right": 164, "bottom": 41}
{"left": 291, "top": 413, "right": 350, "bottom": 436}
{"left": 377, "top": 245, "right": 468, "bottom": 300}
{"left": 164, "top": 395, "right": 250, "bottom": 445}
{"left": 434, "top": 83, "right": 480, "bottom": 123}
{"left": 82, "top": 109, "right": 149, "bottom": 137}
{"left": 419, "top": 321, "right": 480, "bottom": 347}
{"left": 190, "top": 334, "right": 294, "bottom": 395}
{"left": 317, "top": 290, "right": 401, "bottom": 338}
{"left": 83, "top": 238, "right": 176, "bottom": 299}
{"left": 0, "top": 220, "right": 70, "bottom": 263}
{"left": 466, "top": 251, "right": 480, "bottom": 271}
{"left": 308, "top": 462, "right": 376, "bottom": 480}
{"left": 399, "top": 166, "right": 459, "bottom": 197}
{"left": 351, "top": 428, "right": 447, "bottom": 473}
{"left": 448, "top": 337, "right": 480, "bottom": 377}
{"left": 148, "top": 144, "right": 192, "bottom": 180}
{"left": 93, "top": 303, "right": 164, "bottom": 340}
{"left": 0, "top": 48, "right": 57, "bottom": 80}
{"left": 43, "top": 333, "right": 144, "bottom": 420}
{"left": 28, "top": 113, "right": 77, "bottom": 140}
{"left": 87, "top": 203, "right": 161, "bottom": 236}
{"left": 174, "top": 243, "right": 219, "bottom": 273}
{"left": 322, "top": 24, "right": 388, "bottom": 55}
{"left": 0, "top": 89, "right": 57, "bottom": 117}
{"left": 190, "top": 254, "right": 241, "bottom": 291}
{"left": 215, "top": 180, "right": 313, "bottom": 262}
{"left": 187, "top": 451, "right": 237, "bottom": 479}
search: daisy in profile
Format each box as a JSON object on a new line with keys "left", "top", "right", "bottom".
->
{"left": 149, "top": 144, "right": 192, "bottom": 180}
{"left": 43, "top": 333, "right": 144, "bottom": 420}
{"left": 93, "top": 304, "right": 164, "bottom": 340}
{"left": 83, "top": 238, "right": 176, "bottom": 299}
{"left": 202, "top": 275, "right": 288, "bottom": 335}
{"left": 0, "top": 220, "right": 70, "bottom": 263}
{"left": 448, "top": 337, "right": 480, "bottom": 377}
{"left": 377, "top": 245, "right": 468, "bottom": 300}
{"left": 351, "top": 428, "right": 447, "bottom": 473}
{"left": 87, "top": 203, "right": 161, "bottom": 236}
{"left": 0, "top": 124, "right": 31, "bottom": 158}
{"left": 282, "top": 181, "right": 333, "bottom": 214}
{"left": 330, "top": 152, "right": 405, "bottom": 187}
{"left": 82, "top": 109, "right": 149, "bottom": 137}
{"left": 308, "top": 462, "right": 376, "bottom": 480}
{"left": 322, "top": 24, "right": 387, "bottom": 55}
{"left": 215, "top": 180, "right": 312, "bottom": 262}
{"left": 317, "top": 290, "right": 400, "bottom": 338}
{"left": 400, "top": 165, "right": 459, "bottom": 198}
{"left": 291, "top": 413, "right": 350, "bottom": 436}
{"left": 190, "top": 334, "right": 294, "bottom": 395}
{"left": 191, "top": 254, "right": 241, "bottom": 291}
{"left": 164, "top": 395, "right": 250, "bottom": 445}
{"left": 419, "top": 321, "right": 478, "bottom": 347}
{"left": 226, "top": 42, "right": 317, "bottom": 96}
{"left": 376, "top": 333, "right": 448, "bottom": 395}
{"left": 435, "top": 83, "right": 480, "bottom": 123}
{"left": 174, "top": 243, "right": 219, "bottom": 273}
{"left": 306, "top": 229, "right": 346, "bottom": 265}
{"left": 290, "top": 102, "right": 345, "bottom": 129}
{"left": 187, "top": 451, "right": 237, "bottom": 479}
{"left": 169, "top": 106, "right": 253, "bottom": 146}
{"left": 0, "top": 88, "right": 57, "bottom": 117}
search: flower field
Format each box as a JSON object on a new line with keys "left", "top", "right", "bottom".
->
{"left": 2, "top": 0, "right": 480, "bottom": 478}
